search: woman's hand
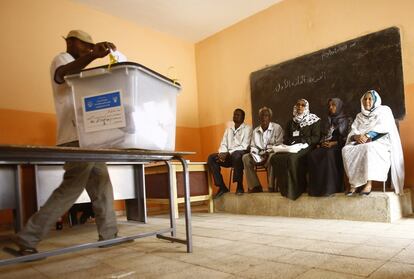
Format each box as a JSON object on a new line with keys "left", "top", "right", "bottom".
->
{"left": 321, "top": 141, "right": 337, "bottom": 148}
{"left": 353, "top": 134, "right": 370, "bottom": 144}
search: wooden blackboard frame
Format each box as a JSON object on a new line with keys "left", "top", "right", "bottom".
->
{"left": 250, "top": 27, "right": 405, "bottom": 128}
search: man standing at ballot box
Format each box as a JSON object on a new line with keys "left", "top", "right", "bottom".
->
{"left": 4, "top": 30, "right": 123, "bottom": 257}
{"left": 208, "top": 109, "right": 252, "bottom": 198}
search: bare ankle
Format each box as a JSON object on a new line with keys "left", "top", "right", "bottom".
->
{"left": 363, "top": 181, "right": 372, "bottom": 192}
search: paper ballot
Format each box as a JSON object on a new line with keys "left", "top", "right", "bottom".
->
{"left": 272, "top": 143, "right": 309, "bottom": 153}
{"left": 110, "top": 50, "right": 127, "bottom": 62}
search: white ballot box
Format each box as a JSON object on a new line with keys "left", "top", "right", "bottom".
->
{"left": 65, "top": 62, "right": 181, "bottom": 150}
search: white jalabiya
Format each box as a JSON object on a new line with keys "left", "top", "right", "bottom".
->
{"left": 342, "top": 90, "right": 405, "bottom": 194}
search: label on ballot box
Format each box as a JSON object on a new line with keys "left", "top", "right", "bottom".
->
{"left": 82, "top": 90, "right": 126, "bottom": 132}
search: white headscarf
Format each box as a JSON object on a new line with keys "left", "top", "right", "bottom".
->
{"left": 360, "top": 89, "right": 382, "bottom": 117}
{"left": 348, "top": 90, "right": 405, "bottom": 194}
{"left": 292, "top": 99, "right": 320, "bottom": 128}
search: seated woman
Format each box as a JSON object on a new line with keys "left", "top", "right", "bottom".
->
{"left": 270, "top": 99, "right": 321, "bottom": 200}
{"left": 308, "top": 98, "right": 350, "bottom": 196}
{"left": 342, "top": 90, "right": 404, "bottom": 196}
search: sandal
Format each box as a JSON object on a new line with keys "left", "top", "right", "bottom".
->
{"left": 3, "top": 236, "right": 47, "bottom": 261}
{"left": 3, "top": 246, "right": 38, "bottom": 256}
{"left": 345, "top": 186, "right": 357, "bottom": 196}
{"left": 360, "top": 182, "right": 372, "bottom": 196}
{"left": 2, "top": 246, "right": 46, "bottom": 262}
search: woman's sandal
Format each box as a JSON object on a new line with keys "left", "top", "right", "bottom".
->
{"left": 360, "top": 191, "right": 371, "bottom": 196}
{"left": 345, "top": 187, "right": 357, "bottom": 196}
{"left": 360, "top": 182, "right": 372, "bottom": 196}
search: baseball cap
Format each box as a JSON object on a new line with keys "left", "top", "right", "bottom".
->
{"left": 64, "top": 30, "right": 94, "bottom": 44}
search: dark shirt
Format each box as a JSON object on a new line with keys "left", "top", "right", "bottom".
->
{"left": 284, "top": 120, "right": 321, "bottom": 146}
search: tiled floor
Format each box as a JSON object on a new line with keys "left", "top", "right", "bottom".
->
{"left": 1, "top": 213, "right": 414, "bottom": 278}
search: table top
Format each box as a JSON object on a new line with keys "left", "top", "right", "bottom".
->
{"left": 0, "top": 144, "right": 194, "bottom": 163}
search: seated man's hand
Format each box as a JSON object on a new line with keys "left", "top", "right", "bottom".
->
{"left": 217, "top": 152, "right": 229, "bottom": 162}
{"left": 254, "top": 152, "right": 269, "bottom": 166}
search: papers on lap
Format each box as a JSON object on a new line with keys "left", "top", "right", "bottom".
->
{"left": 251, "top": 152, "right": 263, "bottom": 163}
{"left": 272, "top": 143, "right": 309, "bottom": 153}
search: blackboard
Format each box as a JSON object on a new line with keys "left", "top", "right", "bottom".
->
{"left": 250, "top": 27, "right": 405, "bottom": 128}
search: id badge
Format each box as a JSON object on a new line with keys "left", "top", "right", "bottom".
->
{"left": 293, "top": 130, "right": 300, "bottom": 137}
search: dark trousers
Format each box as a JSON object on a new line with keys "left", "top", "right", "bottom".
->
{"left": 207, "top": 150, "right": 247, "bottom": 189}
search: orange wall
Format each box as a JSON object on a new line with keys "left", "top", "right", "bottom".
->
{"left": 196, "top": 0, "right": 414, "bottom": 189}
{"left": 0, "top": 0, "right": 199, "bottom": 128}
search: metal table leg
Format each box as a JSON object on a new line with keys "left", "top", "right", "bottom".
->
{"left": 177, "top": 157, "right": 192, "bottom": 253}
{"left": 15, "top": 165, "right": 23, "bottom": 232}
{"left": 166, "top": 161, "right": 177, "bottom": 237}
{"left": 156, "top": 157, "right": 192, "bottom": 252}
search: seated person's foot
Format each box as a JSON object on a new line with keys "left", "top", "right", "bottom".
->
{"left": 360, "top": 182, "right": 372, "bottom": 196}
{"left": 345, "top": 186, "right": 357, "bottom": 196}
{"left": 214, "top": 187, "right": 229, "bottom": 199}
{"left": 236, "top": 187, "right": 244, "bottom": 195}
{"left": 248, "top": 185, "right": 263, "bottom": 193}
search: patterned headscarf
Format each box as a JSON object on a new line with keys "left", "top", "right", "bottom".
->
{"left": 292, "top": 99, "right": 320, "bottom": 128}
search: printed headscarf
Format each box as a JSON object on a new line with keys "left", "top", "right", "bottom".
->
{"left": 292, "top": 99, "right": 320, "bottom": 128}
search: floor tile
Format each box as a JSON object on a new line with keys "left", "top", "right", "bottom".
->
{"left": 156, "top": 265, "right": 231, "bottom": 279}
{"left": 277, "top": 250, "right": 331, "bottom": 267}
{"left": 317, "top": 254, "right": 385, "bottom": 277}
{"left": 368, "top": 261, "right": 414, "bottom": 279}
{"left": 303, "top": 240, "right": 355, "bottom": 254}
{"left": 32, "top": 254, "right": 101, "bottom": 277}
{"left": 0, "top": 266, "right": 47, "bottom": 279}
{"left": 391, "top": 248, "right": 414, "bottom": 265}
{"left": 234, "top": 242, "right": 294, "bottom": 261}
{"left": 364, "top": 236, "right": 413, "bottom": 249}
{"left": 234, "top": 261, "right": 308, "bottom": 279}
{"left": 339, "top": 245, "right": 402, "bottom": 260}
{"left": 296, "top": 268, "right": 365, "bottom": 279}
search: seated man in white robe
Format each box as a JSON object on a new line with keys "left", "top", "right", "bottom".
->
{"left": 242, "top": 107, "right": 284, "bottom": 193}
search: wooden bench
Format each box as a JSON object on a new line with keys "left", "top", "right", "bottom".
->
{"left": 145, "top": 162, "right": 213, "bottom": 218}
